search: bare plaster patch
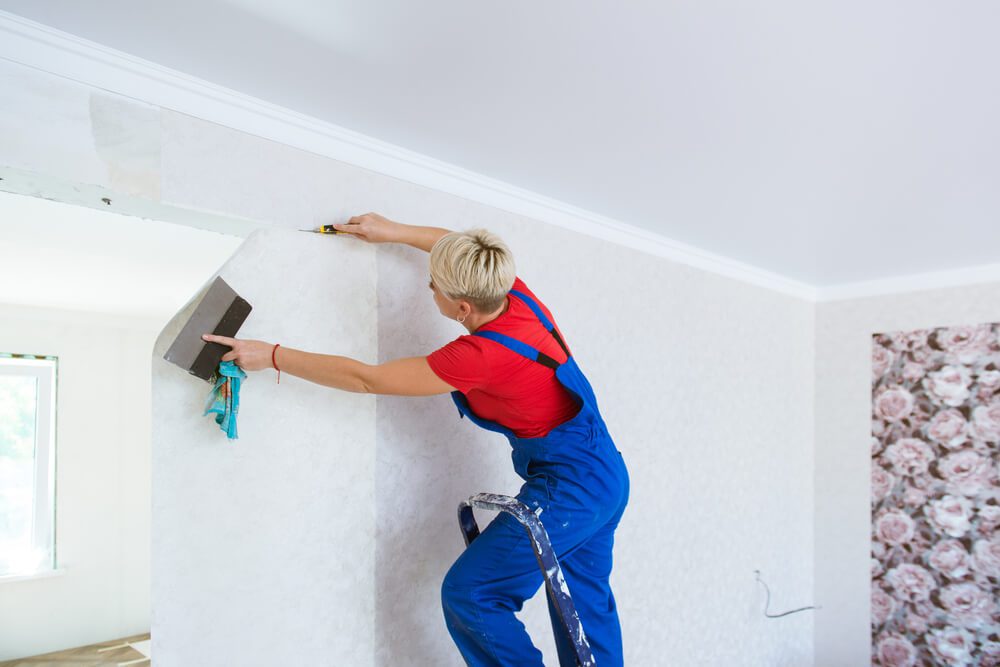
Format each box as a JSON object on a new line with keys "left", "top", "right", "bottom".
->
{"left": 89, "top": 93, "right": 162, "bottom": 200}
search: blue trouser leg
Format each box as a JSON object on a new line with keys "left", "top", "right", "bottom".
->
{"left": 442, "top": 469, "right": 628, "bottom": 666}
{"left": 545, "top": 491, "right": 628, "bottom": 667}
{"left": 442, "top": 512, "right": 546, "bottom": 666}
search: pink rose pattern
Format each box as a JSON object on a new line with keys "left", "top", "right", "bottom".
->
{"left": 872, "top": 324, "right": 1000, "bottom": 666}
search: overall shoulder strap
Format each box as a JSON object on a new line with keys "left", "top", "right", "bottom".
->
{"left": 473, "top": 330, "right": 561, "bottom": 369}
{"left": 508, "top": 289, "right": 571, "bottom": 359}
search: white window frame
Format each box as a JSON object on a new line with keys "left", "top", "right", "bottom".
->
{"left": 0, "top": 355, "right": 58, "bottom": 576}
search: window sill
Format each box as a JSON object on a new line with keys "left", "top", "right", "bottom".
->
{"left": 0, "top": 568, "right": 67, "bottom": 584}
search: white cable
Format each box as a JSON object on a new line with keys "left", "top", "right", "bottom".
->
{"left": 754, "top": 570, "right": 822, "bottom": 618}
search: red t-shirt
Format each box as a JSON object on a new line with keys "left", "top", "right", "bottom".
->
{"left": 427, "top": 277, "right": 580, "bottom": 438}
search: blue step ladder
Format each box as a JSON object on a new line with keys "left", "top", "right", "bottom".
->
{"left": 457, "top": 493, "right": 597, "bottom": 667}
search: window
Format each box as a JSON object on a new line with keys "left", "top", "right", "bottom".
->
{"left": 0, "top": 354, "right": 57, "bottom": 578}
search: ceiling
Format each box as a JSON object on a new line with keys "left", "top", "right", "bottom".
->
{"left": 1, "top": 0, "right": 998, "bottom": 288}
{"left": 0, "top": 191, "right": 242, "bottom": 319}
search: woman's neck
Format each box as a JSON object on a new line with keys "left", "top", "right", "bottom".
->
{"left": 464, "top": 297, "right": 510, "bottom": 334}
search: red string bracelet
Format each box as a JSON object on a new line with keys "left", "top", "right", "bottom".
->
{"left": 272, "top": 343, "right": 281, "bottom": 384}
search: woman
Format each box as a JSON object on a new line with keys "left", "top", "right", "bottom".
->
{"left": 203, "top": 213, "right": 630, "bottom": 666}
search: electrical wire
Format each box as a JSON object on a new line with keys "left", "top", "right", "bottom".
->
{"left": 754, "top": 570, "right": 821, "bottom": 618}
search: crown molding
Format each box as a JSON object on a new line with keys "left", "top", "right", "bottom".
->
{"left": 815, "top": 263, "right": 1000, "bottom": 302}
{"left": 0, "top": 10, "right": 816, "bottom": 301}
{"left": 4, "top": 12, "right": 997, "bottom": 304}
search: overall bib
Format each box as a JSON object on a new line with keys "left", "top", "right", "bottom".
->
{"left": 441, "top": 288, "right": 630, "bottom": 667}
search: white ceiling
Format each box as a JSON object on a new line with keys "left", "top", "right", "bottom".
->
{"left": 1, "top": 1, "right": 999, "bottom": 287}
{"left": 0, "top": 191, "right": 243, "bottom": 319}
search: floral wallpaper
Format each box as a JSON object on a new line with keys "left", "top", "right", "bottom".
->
{"left": 872, "top": 323, "right": 1000, "bottom": 666}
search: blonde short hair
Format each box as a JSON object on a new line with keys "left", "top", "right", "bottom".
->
{"left": 430, "top": 229, "right": 516, "bottom": 312}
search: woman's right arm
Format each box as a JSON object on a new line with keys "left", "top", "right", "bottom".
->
{"left": 334, "top": 212, "right": 450, "bottom": 252}
{"left": 201, "top": 334, "right": 456, "bottom": 396}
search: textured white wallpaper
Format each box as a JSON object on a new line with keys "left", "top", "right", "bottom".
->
{"left": 157, "top": 109, "right": 818, "bottom": 665}
{"left": 151, "top": 229, "right": 377, "bottom": 666}
{"left": 375, "top": 209, "right": 817, "bottom": 666}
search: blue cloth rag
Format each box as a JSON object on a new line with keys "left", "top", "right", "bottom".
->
{"left": 203, "top": 360, "right": 246, "bottom": 439}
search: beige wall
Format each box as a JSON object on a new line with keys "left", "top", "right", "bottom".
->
{"left": 0, "top": 303, "right": 159, "bottom": 659}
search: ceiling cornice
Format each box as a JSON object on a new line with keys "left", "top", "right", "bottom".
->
{"left": 815, "top": 263, "right": 1000, "bottom": 302}
{"left": 5, "top": 10, "right": 998, "bottom": 303}
{"left": 0, "top": 10, "right": 819, "bottom": 301}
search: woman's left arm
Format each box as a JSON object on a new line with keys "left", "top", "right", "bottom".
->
{"left": 201, "top": 334, "right": 455, "bottom": 396}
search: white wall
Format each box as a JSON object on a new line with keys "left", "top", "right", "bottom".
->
{"left": 2, "top": 58, "right": 817, "bottom": 665}
{"left": 0, "top": 303, "right": 159, "bottom": 660}
{"left": 814, "top": 282, "right": 1000, "bottom": 666}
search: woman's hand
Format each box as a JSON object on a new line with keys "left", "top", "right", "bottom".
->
{"left": 333, "top": 212, "right": 400, "bottom": 244}
{"left": 335, "top": 213, "right": 451, "bottom": 252}
{"left": 202, "top": 334, "right": 275, "bottom": 372}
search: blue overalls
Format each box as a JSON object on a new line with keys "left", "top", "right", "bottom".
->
{"left": 441, "top": 288, "right": 630, "bottom": 667}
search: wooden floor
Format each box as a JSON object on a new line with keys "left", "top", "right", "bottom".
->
{"left": 0, "top": 633, "right": 150, "bottom": 667}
